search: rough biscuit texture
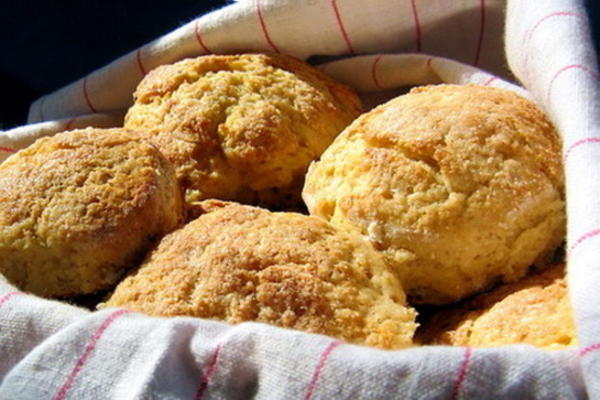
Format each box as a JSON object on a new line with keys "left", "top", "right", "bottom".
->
{"left": 303, "top": 84, "right": 565, "bottom": 304}
{"left": 124, "top": 53, "right": 361, "bottom": 213}
{"left": 0, "top": 128, "right": 184, "bottom": 297}
{"left": 102, "top": 201, "right": 417, "bottom": 349}
{"left": 416, "top": 264, "right": 577, "bottom": 350}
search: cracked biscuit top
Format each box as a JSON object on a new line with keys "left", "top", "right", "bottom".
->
{"left": 102, "top": 200, "right": 417, "bottom": 349}
{"left": 303, "top": 84, "right": 565, "bottom": 304}
{"left": 0, "top": 128, "right": 184, "bottom": 297}
{"left": 124, "top": 53, "right": 361, "bottom": 213}
{"left": 416, "top": 263, "right": 576, "bottom": 350}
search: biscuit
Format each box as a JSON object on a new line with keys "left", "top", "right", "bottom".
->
{"left": 303, "top": 84, "right": 565, "bottom": 304}
{"left": 102, "top": 201, "right": 417, "bottom": 349}
{"left": 416, "top": 263, "right": 576, "bottom": 350}
{"left": 124, "top": 53, "right": 361, "bottom": 213}
{"left": 0, "top": 128, "right": 184, "bottom": 297}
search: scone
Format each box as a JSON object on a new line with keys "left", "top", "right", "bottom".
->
{"left": 416, "top": 263, "right": 576, "bottom": 350}
{"left": 124, "top": 53, "right": 361, "bottom": 214}
{"left": 0, "top": 128, "right": 184, "bottom": 297}
{"left": 102, "top": 201, "right": 417, "bottom": 349}
{"left": 303, "top": 84, "right": 565, "bottom": 304}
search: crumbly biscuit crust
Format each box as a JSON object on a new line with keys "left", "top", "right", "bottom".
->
{"left": 304, "top": 84, "right": 565, "bottom": 304}
{"left": 417, "top": 264, "right": 576, "bottom": 350}
{"left": 125, "top": 53, "right": 361, "bottom": 212}
{"left": 103, "top": 202, "right": 417, "bottom": 349}
{"left": 0, "top": 128, "right": 184, "bottom": 297}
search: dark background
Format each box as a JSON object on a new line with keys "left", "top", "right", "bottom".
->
{"left": 1, "top": 0, "right": 598, "bottom": 130}
{"left": 0, "top": 0, "right": 229, "bottom": 130}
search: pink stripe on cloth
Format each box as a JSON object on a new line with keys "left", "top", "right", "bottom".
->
{"left": 195, "top": 20, "right": 212, "bottom": 54}
{"left": 136, "top": 48, "right": 146, "bottom": 76}
{"left": 451, "top": 347, "right": 472, "bottom": 400}
{"left": 568, "top": 228, "right": 600, "bottom": 256}
{"left": 331, "top": 0, "right": 355, "bottom": 55}
{"left": 0, "top": 146, "right": 17, "bottom": 154}
{"left": 64, "top": 117, "right": 77, "bottom": 131}
{"left": 473, "top": 0, "right": 485, "bottom": 66}
{"left": 82, "top": 78, "right": 97, "bottom": 114}
{"left": 53, "top": 309, "right": 131, "bottom": 400}
{"left": 0, "top": 291, "right": 22, "bottom": 309}
{"left": 521, "top": 11, "right": 584, "bottom": 79}
{"left": 483, "top": 76, "right": 497, "bottom": 86}
{"left": 255, "top": 0, "right": 280, "bottom": 53}
{"left": 526, "top": 11, "right": 583, "bottom": 45}
{"left": 579, "top": 343, "right": 600, "bottom": 357}
{"left": 371, "top": 55, "right": 384, "bottom": 89}
{"left": 409, "top": 0, "right": 422, "bottom": 52}
{"left": 194, "top": 344, "right": 222, "bottom": 400}
{"left": 304, "top": 340, "right": 341, "bottom": 400}
{"left": 563, "top": 137, "right": 600, "bottom": 162}
{"left": 546, "top": 64, "right": 600, "bottom": 104}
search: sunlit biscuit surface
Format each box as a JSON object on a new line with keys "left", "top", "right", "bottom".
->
{"left": 124, "top": 53, "right": 361, "bottom": 213}
{"left": 103, "top": 200, "right": 417, "bottom": 349}
{"left": 0, "top": 128, "right": 184, "bottom": 297}
{"left": 416, "top": 263, "right": 576, "bottom": 350}
{"left": 303, "top": 84, "right": 565, "bottom": 304}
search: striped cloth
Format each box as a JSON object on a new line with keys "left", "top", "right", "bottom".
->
{"left": 0, "top": 0, "right": 599, "bottom": 398}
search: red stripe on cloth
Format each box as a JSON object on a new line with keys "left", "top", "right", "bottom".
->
{"left": 473, "top": 0, "right": 485, "bottom": 66}
{"left": 371, "top": 55, "right": 384, "bottom": 89}
{"left": 563, "top": 137, "right": 600, "bottom": 162}
{"left": 304, "top": 341, "right": 341, "bottom": 400}
{"left": 522, "top": 11, "right": 583, "bottom": 79}
{"left": 136, "top": 49, "right": 146, "bottom": 76}
{"left": 568, "top": 228, "right": 600, "bottom": 256}
{"left": 255, "top": 0, "right": 280, "bottom": 53}
{"left": 451, "top": 347, "right": 472, "bottom": 400}
{"left": 546, "top": 64, "right": 600, "bottom": 104}
{"left": 409, "top": 0, "right": 422, "bottom": 52}
{"left": 64, "top": 118, "right": 77, "bottom": 131}
{"left": 331, "top": 0, "right": 355, "bottom": 55}
{"left": 0, "top": 146, "right": 17, "bottom": 153}
{"left": 82, "top": 78, "right": 97, "bottom": 113}
{"left": 0, "top": 292, "right": 21, "bottom": 309}
{"left": 579, "top": 343, "right": 600, "bottom": 357}
{"left": 195, "top": 20, "right": 212, "bottom": 54}
{"left": 427, "top": 57, "right": 434, "bottom": 68}
{"left": 483, "top": 76, "right": 497, "bottom": 86}
{"left": 194, "top": 344, "right": 222, "bottom": 400}
{"left": 53, "top": 309, "right": 131, "bottom": 400}
{"left": 527, "top": 11, "right": 583, "bottom": 44}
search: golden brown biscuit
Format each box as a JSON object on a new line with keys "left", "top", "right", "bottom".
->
{"left": 0, "top": 128, "right": 184, "bottom": 297}
{"left": 102, "top": 201, "right": 417, "bottom": 349}
{"left": 124, "top": 53, "right": 361, "bottom": 213}
{"left": 416, "top": 263, "right": 576, "bottom": 350}
{"left": 303, "top": 84, "right": 565, "bottom": 304}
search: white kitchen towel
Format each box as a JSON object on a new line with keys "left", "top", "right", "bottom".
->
{"left": 0, "top": 279, "right": 588, "bottom": 399}
{"left": 0, "top": 0, "right": 599, "bottom": 398}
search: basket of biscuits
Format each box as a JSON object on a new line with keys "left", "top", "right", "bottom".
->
{"left": 0, "top": 1, "right": 598, "bottom": 398}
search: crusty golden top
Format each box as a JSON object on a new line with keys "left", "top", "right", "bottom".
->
{"left": 416, "top": 263, "right": 577, "bottom": 350}
{"left": 303, "top": 84, "right": 565, "bottom": 304}
{"left": 124, "top": 53, "right": 361, "bottom": 212}
{"left": 0, "top": 128, "right": 184, "bottom": 297}
{"left": 103, "top": 201, "right": 417, "bottom": 349}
